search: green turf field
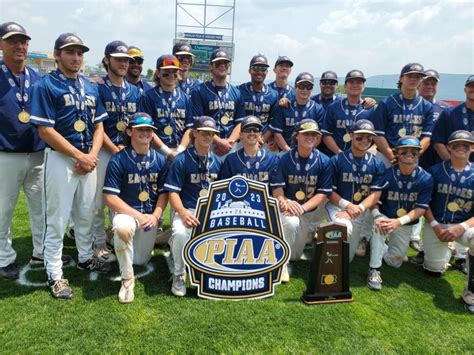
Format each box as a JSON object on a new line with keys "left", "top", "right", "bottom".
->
{"left": 0, "top": 193, "right": 472, "bottom": 353}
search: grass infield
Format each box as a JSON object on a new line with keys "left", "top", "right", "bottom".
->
{"left": 0, "top": 193, "right": 472, "bottom": 353}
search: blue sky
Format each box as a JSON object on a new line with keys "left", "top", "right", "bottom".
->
{"left": 2, "top": 0, "right": 473, "bottom": 85}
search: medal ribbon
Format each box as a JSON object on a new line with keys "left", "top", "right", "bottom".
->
{"left": 442, "top": 161, "right": 471, "bottom": 223}
{"left": 400, "top": 94, "right": 422, "bottom": 136}
{"left": 155, "top": 87, "right": 180, "bottom": 144}
{"left": 392, "top": 165, "right": 418, "bottom": 213}
{"left": 131, "top": 147, "right": 153, "bottom": 212}
{"left": 210, "top": 80, "right": 231, "bottom": 133}
{"left": 294, "top": 149, "right": 319, "bottom": 201}
{"left": 346, "top": 151, "right": 369, "bottom": 202}
{"left": 1, "top": 61, "right": 31, "bottom": 112}
{"left": 104, "top": 76, "right": 131, "bottom": 133}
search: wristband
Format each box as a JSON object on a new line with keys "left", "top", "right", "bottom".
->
{"left": 359, "top": 204, "right": 366, "bottom": 212}
{"left": 177, "top": 145, "right": 186, "bottom": 153}
{"left": 159, "top": 144, "right": 172, "bottom": 156}
{"left": 398, "top": 215, "right": 411, "bottom": 226}
{"left": 371, "top": 209, "right": 383, "bottom": 219}
{"left": 460, "top": 222, "right": 469, "bottom": 231}
{"left": 338, "top": 198, "right": 350, "bottom": 209}
{"left": 429, "top": 220, "right": 439, "bottom": 227}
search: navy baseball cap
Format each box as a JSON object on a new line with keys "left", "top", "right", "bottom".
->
{"left": 350, "top": 119, "right": 375, "bottom": 135}
{"left": 423, "top": 69, "right": 440, "bottom": 81}
{"left": 400, "top": 63, "right": 425, "bottom": 76}
{"left": 54, "top": 33, "right": 89, "bottom": 52}
{"left": 194, "top": 116, "right": 220, "bottom": 133}
{"left": 0, "top": 22, "right": 30, "bottom": 40}
{"left": 447, "top": 130, "right": 474, "bottom": 145}
{"left": 128, "top": 46, "right": 144, "bottom": 59}
{"left": 173, "top": 42, "right": 194, "bottom": 57}
{"left": 274, "top": 56, "right": 293, "bottom": 67}
{"left": 465, "top": 75, "right": 474, "bottom": 86}
{"left": 249, "top": 54, "right": 269, "bottom": 68}
{"left": 394, "top": 136, "right": 422, "bottom": 150}
{"left": 156, "top": 54, "right": 181, "bottom": 70}
{"left": 105, "top": 40, "right": 132, "bottom": 58}
{"left": 320, "top": 71, "right": 338, "bottom": 82}
{"left": 295, "top": 119, "right": 321, "bottom": 134}
{"left": 210, "top": 49, "right": 231, "bottom": 63}
{"left": 241, "top": 115, "right": 263, "bottom": 131}
{"left": 345, "top": 69, "right": 366, "bottom": 83}
{"left": 128, "top": 113, "right": 156, "bottom": 130}
{"left": 295, "top": 72, "right": 314, "bottom": 85}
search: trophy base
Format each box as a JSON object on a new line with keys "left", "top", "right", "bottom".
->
{"left": 301, "top": 291, "right": 353, "bottom": 305}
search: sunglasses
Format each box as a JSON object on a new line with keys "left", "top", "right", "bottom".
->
{"left": 450, "top": 142, "right": 472, "bottom": 150}
{"left": 213, "top": 60, "right": 230, "bottom": 68}
{"left": 162, "top": 71, "right": 178, "bottom": 78}
{"left": 242, "top": 127, "right": 261, "bottom": 133}
{"left": 129, "top": 58, "right": 144, "bottom": 65}
{"left": 177, "top": 55, "right": 192, "bottom": 62}
{"left": 399, "top": 150, "right": 420, "bottom": 156}
{"left": 251, "top": 66, "right": 268, "bottom": 73}
{"left": 296, "top": 83, "right": 314, "bottom": 90}
{"left": 354, "top": 136, "right": 373, "bottom": 142}
{"left": 321, "top": 80, "right": 337, "bottom": 86}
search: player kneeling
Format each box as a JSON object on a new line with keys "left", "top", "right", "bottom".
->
{"left": 369, "top": 136, "right": 433, "bottom": 291}
{"left": 422, "top": 130, "right": 474, "bottom": 313}
{"left": 103, "top": 113, "right": 168, "bottom": 303}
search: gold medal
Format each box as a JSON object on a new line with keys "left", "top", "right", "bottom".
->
{"left": 396, "top": 208, "right": 407, "bottom": 217}
{"left": 221, "top": 114, "right": 229, "bottom": 125}
{"left": 353, "top": 192, "right": 362, "bottom": 202}
{"left": 199, "top": 189, "right": 208, "bottom": 197}
{"left": 295, "top": 190, "right": 306, "bottom": 200}
{"left": 447, "top": 202, "right": 460, "bottom": 213}
{"left": 164, "top": 125, "right": 173, "bottom": 136}
{"left": 138, "top": 191, "right": 150, "bottom": 202}
{"left": 116, "top": 121, "right": 127, "bottom": 132}
{"left": 343, "top": 133, "right": 351, "bottom": 143}
{"left": 74, "top": 120, "right": 86, "bottom": 132}
{"left": 398, "top": 128, "right": 407, "bottom": 137}
{"left": 18, "top": 110, "right": 30, "bottom": 123}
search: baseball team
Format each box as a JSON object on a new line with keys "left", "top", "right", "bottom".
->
{"left": 0, "top": 22, "right": 473, "bottom": 313}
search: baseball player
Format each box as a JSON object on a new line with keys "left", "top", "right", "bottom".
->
{"left": 172, "top": 42, "right": 200, "bottom": 96}
{"left": 163, "top": 116, "right": 222, "bottom": 296}
{"left": 311, "top": 71, "right": 344, "bottom": 110}
{"left": 422, "top": 130, "right": 474, "bottom": 313}
{"left": 103, "top": 113, "right": 168, "bottom": 303}
{"left": 191, "top": 48, "right": 245, "bottom": 158}
{"left": 268, "top": 56, "right": 296, "bottom": 103}
{"left": 326, "top": 120, "right": 386, "bottom": 262}
{"left": 272, "top": 119, "right": 332, "bottom": 281}
{"left": 93, "top": 40, "right": 141, "bottom": 263}
{"left": 30, "top": 33, "right": 111, "bottom": 300}
{"left": 238, "top": 55, "right": 278, "bottom": 142}
{"left": 270, "top": 72, "right": 325, "bottom": 152}
{"left": 126, "top": 46, "right": 153, "bottom": 93}
{"left": 368, "top": 136, "right": 433, "bottom": 291}
{"left": 0, "top": 22, "right": 46, "bottom": 279}
{"left": 138, "top": 54, "right": 193, "bottom": 160}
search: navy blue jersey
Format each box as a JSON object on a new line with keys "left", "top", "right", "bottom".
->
{"left": 432, "top": 103, "right": 473, "bottom": 144}
{"left": 238, "top": 82, "right": 278, "bottom": 129}
{"left": 322, "top": 98, "right": 375, "bottom": 154}
{"left": 378, "top": 165, "right": 433, "bottom": 223}
{"left": 331, "top": 149, "right": 387, "bottom": 203}
{"left": 371, "top": 93, "right": 434, "bottom": 148}
{"left": 276, "top": 148, "right": 333, "bottom": 202}
{"left": 268, "top": 81, "right": 295, "bottom": 101}
{"left": 139, "top": 86, "right": 193, "bottom": 147}
{"left": 127, "top": 78, "right": 153, "bottom": 94}
{"left": 30, "top": 70, "right": 107, "bottom": 151}
{"left": 0, "top": 62, "right": 44, "bottom": 152}
{"left": 164, "top": 148, "right": 222, "bottom": 210}
{"left": 311, "top": 93, "right": 344, "bottom": 110}
{"left": 178, "top": 77, "right": 200, "bottom": 96}
{"left": 428, "top": 161, "right": 473, "bottom": 224}
{"left": 269, "top": 100, "right": 325, "bottom": 146}
{"left": 103, "top": 145, "right": 168, "bottom": 214}
{"left": 191, "top": 81, "right": 245, "bottom": 138}
{"left": 218, "top": 148, "right": 283, "bottom": 189}
{"left": 98, "top": 77, "right": 141, "bottom": 145}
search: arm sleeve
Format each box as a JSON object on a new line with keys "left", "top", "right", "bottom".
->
{"left": 415, "top": 173, "right": 434, "bottom": 209}
{"left": 103, "top": 155, "right": 123, "bottom": 195}
{"left": 191, "top": 87, "right": 205, "bottom": 118}
{"left": 317, "top": 156, "right": 333, "bottom": 195}
{"left": 421, "top": 101, "right": 434, "bottom": 138}
{"left": 370, "top": 158, "right": 387, "bottom": 191}
{"left": 269, "top": 107, "right": 284, "bottom": 133}
{"left": 29, "top": 80, "right": 56, "bottom": 126}
{"left": 163, "top": 155, "right": 185, "bottom": 192}
{"left": 431, "top": 110, "right": 448, "bottom": 144}
{"left": 371, "top": 100, "right": 387, "bottom": 136}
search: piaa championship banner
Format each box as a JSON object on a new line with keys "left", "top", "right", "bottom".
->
{"left": 183, "top": 176, "right": 290, "bottom": 300}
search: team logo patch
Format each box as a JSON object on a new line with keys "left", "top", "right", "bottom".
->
{"left": 184, "top": 176, "right": 290, "bottom": 300}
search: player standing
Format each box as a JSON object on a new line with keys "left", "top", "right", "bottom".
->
{"left": 268, "top": 56, "right": 295, "bottom": 104}
{"left": 368, "top": 136, "right": 433, "bottom": 291}
{"left": 172, "top": 42, "right": 200, "bottom": 96}
{"left": 126, "top": 46, "right": 152, "bottom": 93}
{"left": 103, "top": 113, "right": 168, "bottom": 303}
{"left": 311, "top": 71, "right": 344, "bottom": 110}
{"left": 30, "top": 33, "right": 110, "bottom": 300}
{"left": 163, "top": 116, "right": 222, "bottom": 296}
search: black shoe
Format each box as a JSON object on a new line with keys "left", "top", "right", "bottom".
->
{"left": 29, "top": 255, "right": 73, "bottom": 268}
{"left": 0, "top": 263, "right": 19, "bottom": 280}
{"left": 66, "top": 228, "right": 75, "bottom": 240}
{"left": 452, "top": 258, "right": 468, "bottom": 275}
{"left": 409, "top": 240, "right": 422, "bottom": 252}
{"left": 77, "top": 257, "right": 111, "bottom": 273}
{"left": 423, "top": 268, "right": 443, "bottom": 277}
{"left": 411, "top": 251, "right": 424, "bottom": 265}
{"left": 49, "top": 278, "right": 73, "bottom": 300}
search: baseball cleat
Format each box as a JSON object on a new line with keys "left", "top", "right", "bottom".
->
{"left": 94, "top": 244, "right": 117, "bottom": 263}
{"left": 0, "top": 263, "right": 19, "bottom": 280}
{"left": 77, "top": 257, "right": 111, "bottom": 273}
{"left": 409, "top": 240, "right": 422, "bottom": 252}
{"left": 452, "top": 258, "right": 468, "bottom": 275}
{"left": 355, "top": 238, "right": 368, "bottom": 257}
{"left": 118, "top": 279, "right": 135, "bottom": 304}
{"left": 49, "top": 278, "right": 73, "bottom": 300}
{"left": 281, "top": 264, "right": 290, "bottom": 283}
{"left": 367, "top": 268, "right": 382, "bottom": 291}
{"left": 411, "top": 251, "right": 424, "bottom": 265}
{"left": 66, "top": 228, "right": 75, "bottom": 240}
{"left": 171, "top": 274, "right": 187, "bottom": 297}
{"left": 29, "top": 254, "right": 73, "bottom": 268}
